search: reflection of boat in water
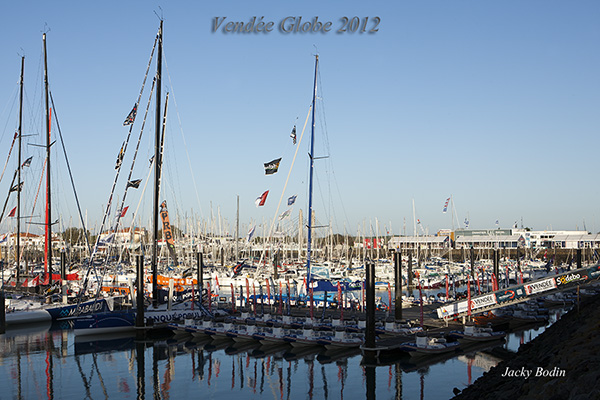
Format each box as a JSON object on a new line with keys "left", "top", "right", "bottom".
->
{"left": 74, "top": 332, "right": 136, "bottom": 355}
{"left": 316, "top": 347, "right": 361, "bottom": 364}
{"left": 225, "top": 340, "right": 261, "bottom": 356}
{"left": 283, "top": 345, "right": 322, "bottom": 361}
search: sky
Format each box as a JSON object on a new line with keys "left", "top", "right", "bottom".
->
{"left": 0, "top": 1, "right": 599, "bottom": 240}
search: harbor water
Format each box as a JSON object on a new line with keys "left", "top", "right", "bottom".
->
{"left": 0, "top": 307, "right": 568, "bottom": 400}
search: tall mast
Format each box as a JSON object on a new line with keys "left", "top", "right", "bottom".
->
{"left": 43, "top": 33, "right": 53, "bottom": 287}
{"left": 306, "top": 54, "right": 318, "bottom": 283}
{"left": 16, "top": 56, "right": 24, "bottom": 283}
{"left": 235, "top": 195, "right": 239, "bottom": 261}
{"left": 152, "top": 20, "right": 163, "bottom": 307}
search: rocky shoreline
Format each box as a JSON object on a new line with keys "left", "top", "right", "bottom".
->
{"left": 452, "top": 291, "right": 600, "bottom": 400}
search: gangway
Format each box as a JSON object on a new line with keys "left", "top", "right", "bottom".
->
{"left": 436, "top": 264, "right": 600, "bottom": 321}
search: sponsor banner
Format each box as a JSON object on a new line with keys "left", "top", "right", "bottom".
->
{"left": 588, "top": 265, "right": 600, "bottom": 279}
{"left": 470, "top": 293, "right": 497, "bottom": 309}
{"left": 495, "top": 286, "right": 527, "bottom": 303}
{"left": 436, "top": 293, "right": 497, "bottom": 318}
{"left": 555, "top": 270, "right": 589, "bottom": 287}
{"left": 525, "top": 278, "right": 556, "bottom": 295}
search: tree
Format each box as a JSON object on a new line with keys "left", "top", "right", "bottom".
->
{"left": 62, "top": 227, "right": 91, "bottom": 246}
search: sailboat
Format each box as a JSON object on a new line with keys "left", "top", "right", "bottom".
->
{"left": 70, "top": 20, "right": 206, "bottom": 336}
{"left": 3, "top": 34, "right": 116, "bottom": 326}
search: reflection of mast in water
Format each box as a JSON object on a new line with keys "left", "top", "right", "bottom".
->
{"left": 395, "top": 364, "right": 402, "bottom": 400}
{"left": 136, "top": 341, "right": 145, "bottom": 399}
{"left": 231, "top": 354, "right": 236, "bottom": 389}
{"left": 260, "top": 358, "right": 265, "bottom": 394}
{"left": 208, "top": 352, "right": 212, "bottom": 385}
{"left": 419, "top": 369, "right": 425, "bottom": 400}
{"left": 308, "top": 357, "right": 314, "bottom": 399}
{"left": 277, "top": 363, "right": 283, "bottom": 399}
{"left": 153, "top": 345, "right": 160, "bottom": 398}
{"left": 365, "top": 365, "right": 376, "bottom": 400}
{"left": 321, "top": 364, "right": 329, "bottom": 400}
{"left": 253, "top": 359, "right": 258, "bottom": 393}
{"left": 45, "top": 334, "right": 54, "bottom": 400}
{"left": 286, "top": 361, "right": 292, "bottom": 399}
{"left": 75, "top": 354, "right": 91, "bottom": 398}
{"left": 197, "top": 350, "right": 206, "bottom": 381}
{"left": 468, "top": 356, "right": 473, "bottom": 385}
{"left": 239, "top": 355, "right": 244, "bottom": 388}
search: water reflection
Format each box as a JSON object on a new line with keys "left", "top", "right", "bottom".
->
{"left": 0, "top": 310, "right": 567, "bottom": 400}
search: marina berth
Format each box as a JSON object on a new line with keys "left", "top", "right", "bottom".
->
{"left": 399, "top": 332, "right": 461, "bottom": 357}
{"left": 447, "top": 321, "right": 506, "bottom": 342}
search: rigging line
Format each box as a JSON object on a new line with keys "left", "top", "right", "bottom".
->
{"left": 22, "top": 158, "right": 45, "bottom": 263}
{"left": 0, "top": 132, "right": 17, "bottom": 185}
{"left": 256, "top": 105, "right": 312, "bottom": 274}
{"left": 88, "top": 28, "right": 158, "bottom": 267}
{"left": 111, "top": 76, "right": 156, "bottom": 238}
{"left": 162, "top": 50, "right": 204, "bottom": 219}
{"left": 0, "top": 83, "right": 19, "bottom": 146}
{"left": 49, "top": 92, "right": 92, "bottom": 255}
{"left": 129, "top": 157, "right": 155, "bottom": 240}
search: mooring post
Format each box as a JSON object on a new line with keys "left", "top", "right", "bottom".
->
{"left": 136, "top": 254, "right": 145, "bottom": 338}
{"left": 493, "top": 248, "right": 499, "bottom": 281}
{"left": 0, "top": 289, "right": 5, "bottom": 334}
{"left": 61, "top": 250, "right": 67, "bottom": 304}
{"left": 365, "top": 260, "right": 376, "bottom": 350}
{"left": 394, "top": 252, "right": 402, "bottom": 320}
{"left": 470, "top": 246, "right": 475, "bottom": 278}
{"left": 408, "top": 250, "right": 413, "bottom": 288}
{"left": 197, "top": 252, "right": 204, "bottom": 305}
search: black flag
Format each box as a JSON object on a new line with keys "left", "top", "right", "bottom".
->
{"left": 21, "top": 156, "right": 33, "bottom": 168}
{"left": 290, "top": 125, "right": 297, "bottom": 144}
{"left": 264, "top": 158, "right": 282, "bottom": 175}
{"left": 127, "top": 179, "right": 142, "bottom": 189}
{"left": 123, "top": 103, "right": 138, "bottom": 126}
{"left": 115, "top": 143, "right": 125, "bottom": 170}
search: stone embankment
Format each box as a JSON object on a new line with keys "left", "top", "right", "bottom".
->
{"left": 452, "top": 291, "right": 600, "bottom": 400}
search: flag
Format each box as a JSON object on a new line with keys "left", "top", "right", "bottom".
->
{"left": 28, "top": 276, "right": 40, "bottom": 287}
{"left": 255, "top": 190, "right": 269, "bottom": 207}
{"left": 278, "top": 209, "right": 291, "bottom": 220}
{"left": 115, "top": 143, "right": 125, "bottom": 170}
{"left": 287, "top": 195, "right": 297, "bottom": 206}
{"left": 10, "top": 182, "right": 23, "bottom": 192}
{"left": 495, "top": 220, "right": 499, "bottom": 226}
{"left": 290, "top": 125, "right": 297, "bottom": 144}
{"left": 127, "top": 179, "right": 142, "bottom": 189}
{"left": 513, "top": 221, "right": 518, "bottom": 229}
{"left": 417, "top": 219, "right": 421, "bottom": 224}
{"left": 247, "top": 225, "right": 256, "bottom": 242}
{"left": 464, "top": 218, "right": 469, "bottom": 228}
{"left": 0, "top": 234, "right": 7, "bottom": 244}
{"left": 123, "top": 103, "right": 138, "bottom": 126}
{"left": 443, "top": 197, "right": 450, "bottom": 213}
{"left": 119, "top": 206, "right": 129, "bottom": 218}
{"left": 264, "top": 158, "right": 282, "bottom": 175}
{"left": 21, "top": 156, "right": 33, "bottom": 168}
{"left": 8, "top": 207, "right": 16, "bottom": 217}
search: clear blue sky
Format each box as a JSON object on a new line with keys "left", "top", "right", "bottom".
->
{"left": 0, "top": 1, "right": 599, "bottom": 240}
